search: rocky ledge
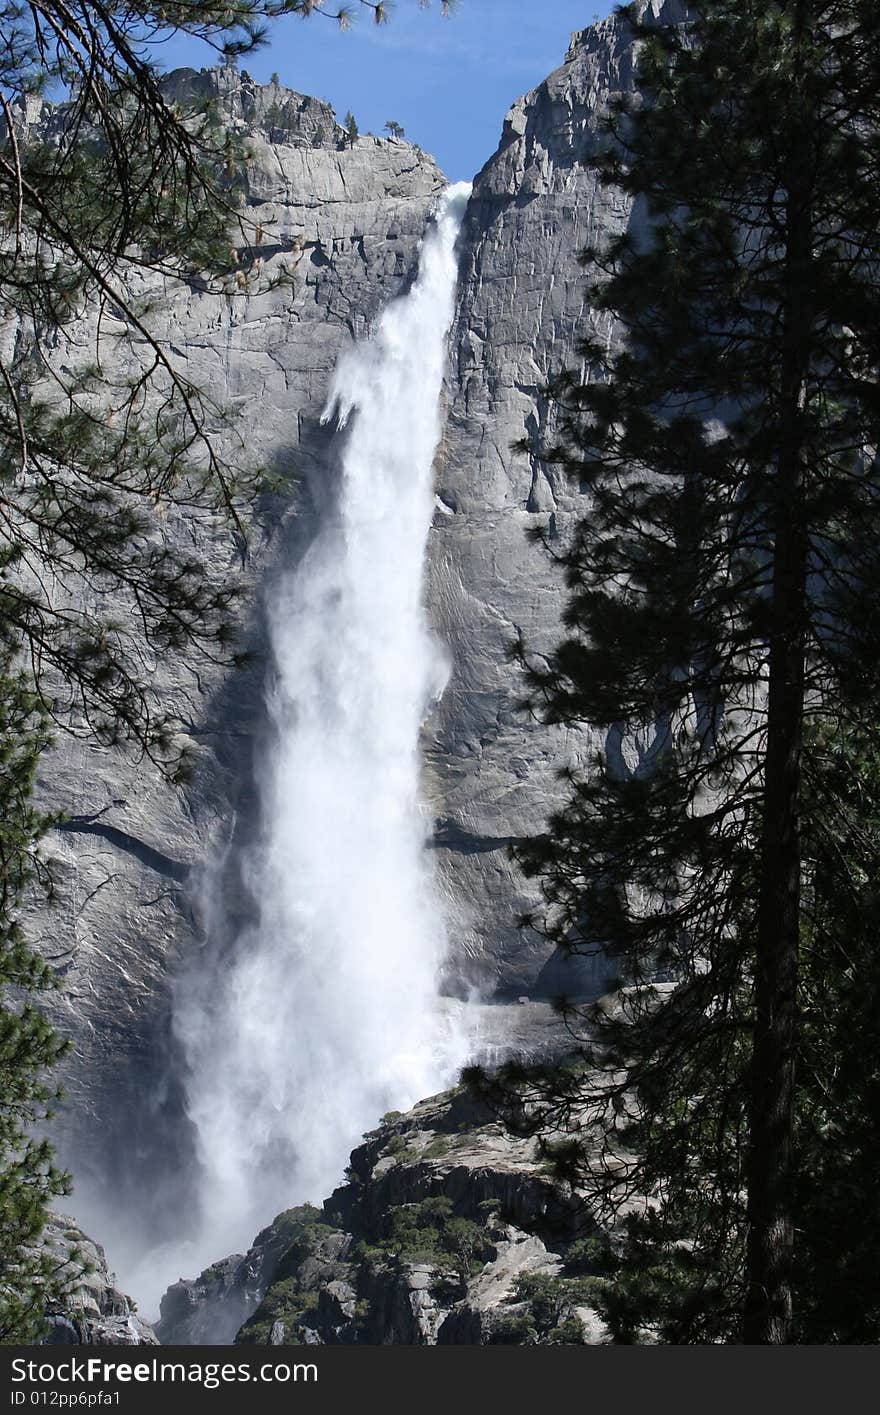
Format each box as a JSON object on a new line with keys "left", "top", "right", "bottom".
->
{"left": 157, "top": 1087, "right": 607, "bottom": 1346}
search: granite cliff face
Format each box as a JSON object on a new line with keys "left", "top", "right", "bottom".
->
{"left": 427, "top": 14, "right": 652, "bottom": 1000}
{"left": 21, "top": 3, "right": 685, "bottom": 1312}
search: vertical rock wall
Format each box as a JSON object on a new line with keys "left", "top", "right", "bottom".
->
{"left": 428, "top": 1, "right": 684, "bottom": 998}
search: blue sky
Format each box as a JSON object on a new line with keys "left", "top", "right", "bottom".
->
{"left": 151, "top": 1, "right": 616, "bottom": 182}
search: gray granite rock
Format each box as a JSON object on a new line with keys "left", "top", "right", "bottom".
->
{"left": 427, "top": 0, "right": 686, "bottom": 1000}
{"left": 42, "top": 1214, "right": 158, "bottom": 1345}
{"left": 154, "top": 1202, "right": 343, "bottom": 1345}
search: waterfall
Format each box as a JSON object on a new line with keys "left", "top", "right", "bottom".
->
{"left": 176, "top": 181, "right": 473, "bottom": 1274}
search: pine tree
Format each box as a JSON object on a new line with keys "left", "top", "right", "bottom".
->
{"left": 790, "top": 726, "right": 880, "bottom": 1341}
{"left": 0, "top": 656, "right": 70, "bottom": 1342}
{"left": 345, "top": 110, "right": 360, "bottom": 146}
{"left": 472, "top": 0, "right": 880, "bottom": 1343}
{"left": 575, "top": 726, "right": 880, "bottom": 1344}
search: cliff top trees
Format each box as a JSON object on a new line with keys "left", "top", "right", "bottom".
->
{"left": 478, "top": 0, "right": 880, "bottom": 1342}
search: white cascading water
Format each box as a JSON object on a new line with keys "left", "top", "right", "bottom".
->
{"left": 176, "top": 182, "right": 473, "bottom": 1272}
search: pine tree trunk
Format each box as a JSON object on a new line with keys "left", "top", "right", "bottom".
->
{"left": 743, "top": 475, "right": 806, "bottom": 1343}
{"left": 743, "top": 122, "right": 812, "bottom": 1343}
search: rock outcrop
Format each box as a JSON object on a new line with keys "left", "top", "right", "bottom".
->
{"left": 157, "top": 1089, "right": 605, "bottom": 1346}
{"left": 42, "top": 1215, "right": 158, "bottom": 1345}
{"left": 154, "top": 1207, "right": 320, "bottom": 1346}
